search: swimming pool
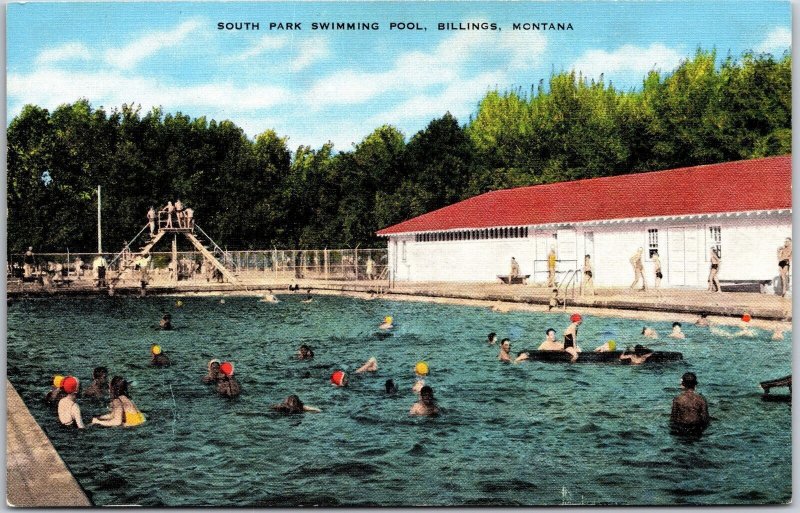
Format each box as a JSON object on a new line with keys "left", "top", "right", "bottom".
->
{"left": 6, "top": 295, "right": 792, "bottom": 506}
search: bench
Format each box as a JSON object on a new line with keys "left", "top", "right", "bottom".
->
{"left": 497, "top": 274, "right": 530, "bottom": 285}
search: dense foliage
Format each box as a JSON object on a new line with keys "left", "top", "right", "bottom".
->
{"left": 7, "top": 50, "right": 791, "bottom": 253}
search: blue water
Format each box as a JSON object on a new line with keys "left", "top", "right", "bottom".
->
{"left": 6, "top": 295, "right": 792, "bottom": 506}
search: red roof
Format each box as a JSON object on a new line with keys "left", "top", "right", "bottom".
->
{"left": 377, "top": 156, "right": 792, "bottom": 235}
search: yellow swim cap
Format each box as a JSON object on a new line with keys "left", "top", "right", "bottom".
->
{"left": 384, "top": 316, "right": 393, "bottom": 324}
{"left": 608, "top": 340, "right": 616, "bottom": 351}
{"left": 53, "top": 375, "right": 65, "bottom": 388}
{"left": 415, "top": 361, "right": 429, "bottom": 376}
{"left": 176, "top": 300, "right": 184, "bottom": 307}
{"left": 151, "top": 344, "right": 162, "bottom": 355}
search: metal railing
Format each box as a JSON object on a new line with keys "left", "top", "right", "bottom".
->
{"left": 557, "top": 269, "right": 580, "bottom": 310}
{"left": 533, "top": 259, "right": 579, "bottom": 286}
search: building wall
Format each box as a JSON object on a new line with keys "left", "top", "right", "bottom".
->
{"left": 386, "top": 214, "right": 791, "bottom": 288}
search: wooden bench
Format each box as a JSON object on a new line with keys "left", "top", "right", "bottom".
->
{"left": 497, "top": 274, "right": 530, "bottom": 285}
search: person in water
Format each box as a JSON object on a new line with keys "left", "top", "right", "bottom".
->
{"left": 668, "top": 322, "right": 686, "bottom": 339}
{"left": 412, "top": 362, "right": 428, "bottom": 394}
{"left": 83, "top": 367, "right": 109, "bottom": 399}
{"left": 410, "top": 385, "right": 439, "bottom": 416}
{"left": 695, "top": 313, "right": 710, "bottom": 327}
{"left": 498, "top": 338, "right": 513, "bottom": 362}
{"left": 620, "top": 345, "right": 654, "bottom": 365}
{"left": 594, "top": 340, "right": 617, "bottom": 352}
{"left": 45, "top": 375, "right": 67, "bottom": 408}
{"left": 564, "top": 314, "right": 583, "bottom": 362}
{"left": 216, "top": 362, "right": 241, "bottom": 398}
{"left": 160, "top": 313, "right": 172, "bottom": 330}
{"left": 203, "top": 359, "right": 221, "bottom": 383}
{"left": 538, "top": 328, "right": 563, "bottom": 351}
{"left": 57, "top": 376, "right": 85, "bottom": 428}
{"left": 271, "top": 394, "right": 321, "bottom": 414}
{"left": 772, "top": 328, "right": 785, "bottom": 341}
{"left": 711, "top": 314, "right": 757, "bottom": 338}
{"left": 91, "top": 376, "right": 145, "bottom": 427}
{"left": 670, "top": 372, "right": 710, "bottom": 435}
{"left": 261, "top": 289, "right": 279, "bottom": 303}
{"left": 641, "top": 326, "right": 659, "bottom": 339}
{"left": 487, "top": 332, "right": 498, "bottom": 345}
{"left": 301, "top": 289, "right": 313, "bottom": 303}
{"left": 150, "top": 345, "right": 171, "bottom": 367}
{"left": 297, "top": 344, "right": 315, "bottom": 360}
{"left": 385, "top": 379, "right": 399, "bottom": 394}
{"left": 379, "top": 316, "right": 394, "bottom": 330}
{"left": 356, "top": 357, "right": 378, "bottom": 373}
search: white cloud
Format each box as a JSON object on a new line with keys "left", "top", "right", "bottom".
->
{"left": 236, "top": 34, "right": 290, "bottom": 61}
{"left": 289, "top": 37, "right": 331, "bottom": 72}
{"left": 756, "top": 27, "right": 791, "bottom": 54}
{"left": 35, "top": 42, "right": 92, "bottom": 66}
{"left": 571, "top": 43, "right": 685, "bottom": 81}
{"left": 103, "top": 19, "right": 202, "bottom": 69}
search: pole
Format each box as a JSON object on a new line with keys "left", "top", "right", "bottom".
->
{"left": 97, "top": 185, "right": 102, "bottom": 254}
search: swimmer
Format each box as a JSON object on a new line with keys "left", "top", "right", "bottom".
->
{"left": 57, "top": 376, "right": 85, "bottom": 428}
{"left": 641, "top": 326, "right": 659, "bottom": 339}
{"left": 271, "top": 394, "right": 321, "bottom": 414}
{"left": 203, "top": 359, "right": 221, "bottom": 384}
{"left": 45, "top": 375, "right": 67, "bottom": 408}
{"left": 83, "top": 366, "right": 109, "bottom": 399}
{"left": 710, "top": 315, "right": 756, "bottom": 338}
{"left": 355, "top": 357, "right": 378, "bottom": 373}
{"left": 620, "top": 345, "right": 654, "bottom": 365}
{"left": 498, "top": 338, "right": 513, "bottom": 362}
{"left": 412, "top": 362, "right": 428, "bottom": 394}
{"left": 331, "top": 370, "right": 349, "bottom": 387}
{"left": 217, "top": 362, "right": 241, "bottom": 397}
{"left": 668, "top": 322, "right": 686, "bottom": 339}
{"left": 297, "top": 344, "right": 315, "bottom": 360}
{"left": 670, "top": 372, "right": 710, "bottom": 435}
{"left": 409, "top": 385, "right": 439, "bottom": 416}
{"left": 538, "top": 328, "right": 563, "bottom": 351}
{"left": 379, "top": 316, "right": 394, "bottom": 330}
{"left": 772, "top": 328, "right": 785, "bottom": 341}
{"left": 594, "top": 340, "right": 617, "bottom": 353}
{"left": 301, "top": 289, "right": 313, "bottom": 303}
{"left": 91, "top": 376, "right": 145, "bottom": 427}
{"left": 694, "top": 313, "right": 710, "bottom": 327}
{"left": 385, "top": 379, "right": 399, "bottom": 394}
{"left": 260, "top": 289, "right": 280, "bottom": 303}
{"left": 564, "top": 314, "right": 583, "bottom": 362}
{"left": 150, "top": 345, "right": 171, "bottom": 367}
{"left": 159, "top": 313, "right": 172, "bottom": 330}
{"left": 487, "top": 332, "right": 498, "bottom": 345}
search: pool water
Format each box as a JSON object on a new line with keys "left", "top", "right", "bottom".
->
{"left": 6, "top": 295, "right": 792, "bottom": 506}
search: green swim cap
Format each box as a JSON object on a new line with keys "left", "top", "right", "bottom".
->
{"left": 608, "top": 340, "right": 616, "bottom": 351}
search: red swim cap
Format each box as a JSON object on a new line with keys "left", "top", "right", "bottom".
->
{"left": 571, "top": 313, "right": 582, "bottom": 323}
{"left": 220, "top": 362, "right": 234, "bottom": 376}
{"left": 742, "top": 313, "right": 752, "bottom": 323}
{"left": 62, "top": 376, "right": 79, "bottom": 394}
{"left": 331, "top": 370, "right": 347, "bottom": 387}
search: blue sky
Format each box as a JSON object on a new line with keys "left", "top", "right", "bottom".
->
{"left": 7, "top": 1, "right": 791, "bottom": 151}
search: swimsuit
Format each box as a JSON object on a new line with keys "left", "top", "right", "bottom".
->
{"left": 710, "top": 264, "right": 718, "bottom": 270}
{"left": 564, "top": 333, "right": 575, "bottom": 349}
{"left": 656, "top": 270, "right": 663, "bottom": 279}
{"left": 585, "top": 270, "right": 592, "bottom": 278}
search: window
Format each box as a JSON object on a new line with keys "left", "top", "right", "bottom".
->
{"left": 708, "top": 226, "right": 722, "bottom": 258}
{"left": 401, "top": 241, "right": 407, "bottom": 262}
{"left": 647, "top": 229, "right": 659, "bottom": 258}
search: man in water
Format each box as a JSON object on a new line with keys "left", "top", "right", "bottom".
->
{"left": 487, "top": 332, "right": 498, "bottom": 345}
{"left": 271, "top": 395, "right": 321, "bottom": 414}
{"left": 203, "top": 360, "right": 222, "bottom": 383}
{"left": 670, "top": 372, "right": 710, "bottom": 435}
{"left": 410, "top": 385, "right": 439, "bottom": 416}
{"left": 668, "top": 322, "right": 686, "bottom": 339}
{"left": 641, "top": 326, "right": 659, "bottom": 339}
{"left": 538, "top": 328, "right": 563, "bottom": 351}
{"left": 630, "top": 247, "right": 646, "bottom": 291}
{"left": 160, "top": 313, "right": 173, "bottom": 330}
{"left": 620, "top": 345, "right": 654, "bottom": 365}
{"left": 297, "top": 344, "right": 315, "bottom": 360}
{"left": 777, "top": 237, "right": 792, "bottom": 297}
{"left": 83, "top": 367, "right": 109, "bottom": 399}
{"left": 356, "top": 357, "right": 378, "bottom": 373}
{"left": 498, "top": 338, "right": 513, "bottom": 362}
{"left": 151, "top": 345, "right": 171, "bottom": 367}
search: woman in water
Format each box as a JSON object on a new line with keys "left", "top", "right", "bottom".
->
{"left": 57, "top": 376, "right": 84, "bottom": 428}
{"left": 91, "top": 376, "right": 145, "bottom": 427}
{"left": 563, "top": 314, "right": 583, "bottom": 362}
{"left": 271, "top": 394, "right": 321, "bottom": 414}
{"left": 297, "top": 344, "right": 315, "bottom": 360}
{"left": 410, "top": 385, "right": 440, "bottom": 416}
{"left": 203, "top": 359, "right": 221, "bottom": 383}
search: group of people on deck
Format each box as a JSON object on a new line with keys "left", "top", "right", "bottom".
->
{"left": 148, "top": 199, "right": 194, "bottom": 236}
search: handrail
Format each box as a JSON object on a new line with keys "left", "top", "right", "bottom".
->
{"left": 108, "top": 224, "right": 149, "bottom": 269}
{"left": 194, "top": 224, "right": 238, "bottom": 271}
{"left": 557, "top": 268, "right": 580, "bottom": 310}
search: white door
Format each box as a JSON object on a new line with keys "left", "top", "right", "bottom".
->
{"left": 557, "top": 229, "right": 577, "bottom": 271}
{"left": 668, "top": 226, "right": 699, "bottom": 287}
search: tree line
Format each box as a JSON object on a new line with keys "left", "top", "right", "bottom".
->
{"left": 7, "top": 49, "right": 790, "bottom": 254}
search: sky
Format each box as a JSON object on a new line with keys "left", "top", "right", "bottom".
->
{"left": 7, "top": 1, "right": 792, "bottom": 151}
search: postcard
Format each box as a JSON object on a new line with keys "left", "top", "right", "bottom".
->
{"left": 6, "top": 0, "right": 792, "bottom": 507}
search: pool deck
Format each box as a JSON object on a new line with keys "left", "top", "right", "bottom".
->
{"left": 8, "top": 273, "right": 792, "bottom": 323}
{"left": 6, "top": 380, "right": 92, "bottom": 507}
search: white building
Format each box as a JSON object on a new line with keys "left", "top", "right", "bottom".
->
{"left": 377, "top": 156, "right": 792, "bottom": 289}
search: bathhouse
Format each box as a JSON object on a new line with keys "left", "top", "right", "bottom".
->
{"left": 377, "top": 156, "right": 791, "bottom": 288}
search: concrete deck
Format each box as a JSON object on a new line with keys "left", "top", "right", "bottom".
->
{"left": 6, "top": 380, "right": 92, "bottom": 507}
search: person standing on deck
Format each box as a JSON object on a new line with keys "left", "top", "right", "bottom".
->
{"left": 582, "top": 254, "right": 595, "bottom": 296}
{"left": 161, "top": 201, "right": 174, "bottom": 229}
{"left": 777, "top": 237, "right": 792, "bottom": 297}
{"left": 670, "top": 372, "right": 710, "bottom": 435}
{"left": 547, "top": 246, "right": 557, "bottom": 287}
{"left": 175, "top": 199, "right": 184, "bottom": 228}
{"left": 147, "top": 206, "right": 156, "bottom": 237}
{"left": 23, "top": 247, "right": 35, "bottom": 278}
{"left": 707, "top": 247, "right": 721, "bottom": 293}
{"left": 652, "top": 251, "right": 663, "bottom": 291}
{"left": 93, "top": 254, "right": 108, "bottom": 288}
{"left": 630, "top": 247, "right": 646, "bottom": 291}
{"left": 184, "top": 207, "right": 194, "bottom": 230}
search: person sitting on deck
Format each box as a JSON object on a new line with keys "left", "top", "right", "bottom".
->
{"left": 45, "top": 374, "right": 67, "bottom": 408}
{"left": 379, "top": 316, "right": 394, "bottom": 330}
{"left": 297, "top": 344, "right": 315, "bottom": 360}
{"left": 548, "top": 289, "right": 562, "bottom": 311}
{"left": 151, "top": 345, "right": 171, "bottom": 367}
{"left": 91, "top": 376, "right": 146, "bottom": 428}
{"left": 216, "top": 362, "right": 241, "bottom": 398}
{"left": 563, "top": 314, "right": 583, "bottom": 362}
{"left": 641, "top": 326, "right": 659, "bottom": 339}
{"left": 160, "top": 313, "right": 173, "bottom": 330}
{"left": 57, "top": 376, "right": 85, "bottom": 429}
{"left": 620, "top": 345, "right": 654, "bottom": 365}
{"left": 670, "top": 372, "right": 710, "bottom": 436}
{"left": 668, "top": 322, "right": 686, "bottom": 339}
{"left": 594, "top": 340, "right": 617, "bottom": 353}
{"left": 538, "top": 328, "right": 563, "bottom": 351}
{"left": 83, "top": 367, "right": 109, "bottom": 400}
{"left": 271, "top": 394, "right": 321, "bottom": 414}
{"left": 203, "top": 359, "right": 221, "bottom": 383}
{"left": 356, "top": 357, "right": 378, "bottom": 373}
{"left": 410, "top": 385, "right": 440, "bottom": 416}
